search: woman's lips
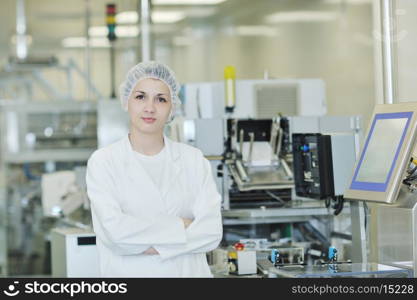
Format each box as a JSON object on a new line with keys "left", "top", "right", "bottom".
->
{"left": 142, "top": 117, "right": 156, "bottom": 123}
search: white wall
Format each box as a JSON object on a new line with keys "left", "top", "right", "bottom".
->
{"left": 1, "top": 0, "right": 377, "bottom": 128}
{"left": 168, "top": 4, "right": 376, "bottom": 127}
{"left": 396, "top": 0, "right": 417, "bottom": 102}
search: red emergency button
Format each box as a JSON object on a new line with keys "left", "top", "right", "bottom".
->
{"left": 233, "top": 242, "right": 245, "bottom": 251}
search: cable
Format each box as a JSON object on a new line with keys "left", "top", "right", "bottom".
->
{"left": 333, "top": 196, "right": 344, "bottom": 216}
{"left": 408, "top": 164, "right": 417, "bottom": 176}
{"left": 265, "top": 190, "right": 285, "bottom": 205}
{"left": 363, "top": 201, "right": 369, "bottom": 230}
{"left": 404, "top": 159, "right": 417, "bottom": 182}
{"left": 406, "top": 174, "right": 417, "bottom": 181}
{"left": 403, "top": 179, "right": 412, "bottom": 186}
{"left": 325, "top": 197, "right": 331, "bottom": 209}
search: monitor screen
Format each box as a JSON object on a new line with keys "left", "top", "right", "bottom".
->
{"left": 349, "top": 112, "right": 412, "bottom": 192}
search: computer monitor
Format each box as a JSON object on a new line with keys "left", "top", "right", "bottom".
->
{"left": 344, "top": 103, "right": 417, "bottom": 204}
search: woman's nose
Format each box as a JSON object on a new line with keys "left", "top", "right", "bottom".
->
{"left": 144, "top": 99, "right": 156, "bottom": 112}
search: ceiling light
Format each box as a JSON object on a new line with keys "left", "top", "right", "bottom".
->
{"left": 62, "top": 37, "right": 110, "bottom": 48}
{"left": 183, "top": 7, "right": 217, "bottom": 18}
{"left": 116, "top": 10, "right": 186, "bottom": 24}
{"left": 153, "top": 0, "right": 226, "bottom": 5}
{"left": 265, "top": 11, "right": 338, "bottom": 23}
{"left": 89, "top": 26, "right": 140, "bottom": 38}
{"left": 152, "top": 11, "right": 186, "bottom": 23}
{"left": 116, "top": 26, "right": 140, "bottom": 37}
{"left": 87, "top": 38, "right": 110, "bottom": 48}
{"left": 88, "top": 26, "right": 108, "bottom": 37}
{"left": 62, "top": 37, "right": 86, "bottom": 48}
{"left": 116, "top": 11, "right": 138, "bottom": 24}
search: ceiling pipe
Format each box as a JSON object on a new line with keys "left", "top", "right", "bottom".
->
{"left": 16, "top": 0, "right": 28, "bottom": 60}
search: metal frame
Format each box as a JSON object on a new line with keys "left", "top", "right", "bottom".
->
{"left": 1, "top": 58, "right": 103, "bottom": 102}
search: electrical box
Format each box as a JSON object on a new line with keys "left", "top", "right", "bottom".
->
{"left": 293, "top": 133, "right": 334, "bottom": 199}
{"left": 227, "top": 249, "right": 257, "bottom": 275}
{"left": 292, "top": 133, "right": 356, "bottom": 199}
{"left": 51, "top": 227, "right": 100, "bottom": 278}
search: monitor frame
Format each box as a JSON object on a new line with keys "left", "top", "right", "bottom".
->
{"left": 344, "top": 102, "right": 417, "bottom": 204}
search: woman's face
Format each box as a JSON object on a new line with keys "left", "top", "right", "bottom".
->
{"left": 128, "top": 78, "right": 173, "bottom": 135}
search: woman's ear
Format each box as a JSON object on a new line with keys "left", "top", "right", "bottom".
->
{"left": 166, "top": 110, "right": 174, "bottom": 123}
{"left": 166, "top": 103, "right": 176, "bottom": 124}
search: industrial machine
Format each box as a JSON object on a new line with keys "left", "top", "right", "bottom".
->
{"left": 266, "top": 262, "right": 412, "bottom": 278}
{"left": 261, "top": 243, "right": 412, "bottom": 278}
{"left": 219, "top": 115, "right": 361, "bottom": 212}
{"left": 0, "top": 100, "right": 127, "bottom": 276}
{"left": 182, "top": 79, "right": 327, "bottom": 119}
{"left": 177, "top": 113, "right": 361, "bottom": 268}
{"left": 0, "top": 71, "right": 368, "bottom": 277}
{"left": 292, "top": 132, "right": 357, "bottom": 215}
{"left": 0, "top": 101, "right": 96, "bottom": 276}
{"left": 223, "top": 117, "right": 294, "bottom": 210}
{"left": 50, "top": 227, "right": 99, "bottom": 277}
{"left": 179, "top": 78, "right": 333, "bottom": 212}
{"left": 345, "top": 102, "right": 417, "bottom": 277}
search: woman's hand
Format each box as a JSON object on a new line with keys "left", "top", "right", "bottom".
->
{"left": 181, "top": 218, "right": 193, "bottom": 229}
{"left": 142, "top": 247, "right": 159, "bottom": 255}
{"left": 142, "top": 218, "right": 193, "bottom": 255}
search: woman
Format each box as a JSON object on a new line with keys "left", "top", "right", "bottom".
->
{"left": 86, "top": 61, "right": 223, "bottom": 277}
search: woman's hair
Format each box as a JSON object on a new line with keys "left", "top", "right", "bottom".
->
{"left": 119, "top": 61, "right": 180, "bottom": 115}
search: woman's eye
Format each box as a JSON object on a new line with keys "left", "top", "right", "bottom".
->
{"left": 158, "top": 97, "right": 167, "bottom": 103}
{"left": 136, "top": 94, "right": 144, "bottom": 100}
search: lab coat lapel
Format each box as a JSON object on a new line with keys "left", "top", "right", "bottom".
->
{"left": 123, "top": 136, "right": 166, "bottom": 213}
{"left": 160, "top": 136, "right": 182, "bottom": 201}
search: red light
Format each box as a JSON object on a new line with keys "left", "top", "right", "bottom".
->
{"left": 233, "top": 242, "right": 245, "bottom": 251}
{"left": 106, "top": 4, "right": 116, "bottom": 15}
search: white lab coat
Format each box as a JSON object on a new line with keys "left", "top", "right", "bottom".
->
{"left": 86, "top": 135, "right": 223, "bottom": 277}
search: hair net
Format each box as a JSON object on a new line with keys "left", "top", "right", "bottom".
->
{"left": 119, "top": 61, "right": 180, "bottom": 115}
